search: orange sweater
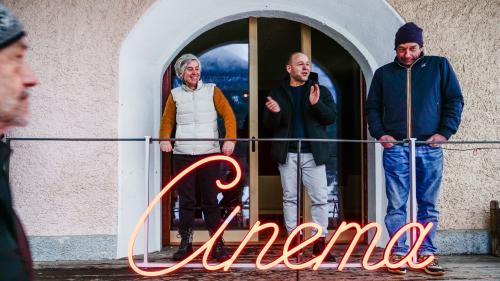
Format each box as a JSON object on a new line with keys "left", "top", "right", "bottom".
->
{"left": 159, "top": 86, "right": 237, "bottom": 141}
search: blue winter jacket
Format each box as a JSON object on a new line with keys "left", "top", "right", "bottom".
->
{"left": 366, "top": 55, "right": 464, "bottom": 141}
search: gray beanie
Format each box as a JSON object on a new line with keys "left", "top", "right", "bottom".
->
{"left": 174, "top": 54, "right": 201, "bottom": 80}
{"left": 0, "top": 3, "right": 25, "bottom": 50}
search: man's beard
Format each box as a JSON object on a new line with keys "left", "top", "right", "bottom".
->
{"left": 9, "top": 115, "right": 30, "bottom": 126}
{"left": 0, "top": 92, "right": 31, "bottom": 127}
{"left": 292, "top": 73, "right": 308, "bottom": 83}
{"left": 0, "top": 101, "right": 31, "bottom": 127}
{"left": 0, "top": 112, "right": 30, "bottom": 127}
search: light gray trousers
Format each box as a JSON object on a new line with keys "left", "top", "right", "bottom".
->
{"left": 278, "top": 153, "right": 329, "bottom": 237}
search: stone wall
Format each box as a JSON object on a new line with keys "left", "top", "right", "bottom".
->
{"left": 4, "top": 0, "right": 154, "bottom": 259}
{"left": 388, "top": 0, "right": 500, "bottom": 230}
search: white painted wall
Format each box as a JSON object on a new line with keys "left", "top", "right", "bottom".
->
{"left": 117, "top": 0, "right": 402, "bottom": 257}
{"left": 118, "top": 0, "right": 403, "bottom": 257}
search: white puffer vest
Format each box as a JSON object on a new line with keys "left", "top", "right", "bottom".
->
{"left": 172, "top": 81, "right": 220, "bottom": 155}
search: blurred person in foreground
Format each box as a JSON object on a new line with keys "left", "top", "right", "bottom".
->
{"left": 0, "top": 3, "right": 39, "bottom": 281}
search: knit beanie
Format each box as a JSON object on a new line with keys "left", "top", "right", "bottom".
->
{"left": 394, "top": 22, "right": 423, "bottom": 49}
{"left": 0, "top": 3, "right": 25, "bottom": 50}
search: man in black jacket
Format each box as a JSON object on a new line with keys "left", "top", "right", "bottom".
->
{"left": 0, "top": 3, "right": 38, "bottom": 280}
{"left": 263, "top": 52, "right": 336, "bottom": 261}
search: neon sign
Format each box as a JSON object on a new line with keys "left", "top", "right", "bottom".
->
{"left": 128, "top": 155, "right": 434, "bottom": 276}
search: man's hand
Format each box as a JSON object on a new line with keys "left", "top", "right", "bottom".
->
{"left": 309, "top": 84, "right": 320, "bottom": 105}
{"left": 265, "top": 96, "right": 281, "bottom": 113}
{"left": 160, "top": 141, "right": 173, "bottom": 152}
{"left": 426, "top": 133, "right": 447, "bottom": 147}
{"left": 379, "top": 135, "right": 396, "bottom": 149}
{"left": 222, "top": 141, "right": 235, "bottom": 156}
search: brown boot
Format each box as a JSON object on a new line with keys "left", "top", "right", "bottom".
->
{"left": 418, "top": 254, "right": 445, "bottom": 276}
{"left": 387, "top": 254, "right": 407, "bottom": 275}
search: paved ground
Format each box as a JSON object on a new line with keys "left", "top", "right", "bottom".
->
{"left": 35, "top": 246, "right": 500, "bottom": 280}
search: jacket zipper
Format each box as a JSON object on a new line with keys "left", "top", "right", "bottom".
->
{"left": 406, "top": 67, "right": 412, "bottom": 139}
{"left": 191, "top": 91, "right": 196, "bottom": 155}
{"left": 397, "top": 56, "right": 422, "bottom": 139}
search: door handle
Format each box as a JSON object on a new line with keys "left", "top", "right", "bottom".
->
{"left": 251, "top": 136, "right": 256, "bottom": 153}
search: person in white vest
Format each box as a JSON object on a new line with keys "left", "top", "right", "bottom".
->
{"left": 159, "top": 54, "right": 237, "bottom": 262}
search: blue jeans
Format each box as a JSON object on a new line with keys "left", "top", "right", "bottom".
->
{"left": 383, "top": 144, "right": 443, "bottom": 256}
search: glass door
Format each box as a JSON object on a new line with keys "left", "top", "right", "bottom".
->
{"left": 162, "top": 18, "right": 366, "bottom": 245}
{"left": 163, "top": 19, "right": 253, "bottom": 244}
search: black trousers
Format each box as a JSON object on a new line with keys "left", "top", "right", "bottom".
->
{"left": 174, "top": 154, "right": 222, "bottom": 232}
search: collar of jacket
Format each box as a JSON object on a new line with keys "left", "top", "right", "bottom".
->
{"left": 181, "top": 80, "right": 204, "bottom": 92}
{"left": 394, "top": 52, "right": 425, "bottom": 69}
{"left": 0, "top": 141, "right": 11, "bottom": 171}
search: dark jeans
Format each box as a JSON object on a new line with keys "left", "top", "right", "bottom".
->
{"left": 174, "top": 154, "right": 222, "bottom": 232}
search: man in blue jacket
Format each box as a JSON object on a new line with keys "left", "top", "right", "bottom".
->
{"left": 0, "top": 3, "right": 39, "bottom": 280}
{"left": 366, "top": 22, "right": 463, "bottom": 276}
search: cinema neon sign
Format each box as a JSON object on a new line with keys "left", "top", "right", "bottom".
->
{"left": 128, "top": 155, "right": 434, "bottom": 277}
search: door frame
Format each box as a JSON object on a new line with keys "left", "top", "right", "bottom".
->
{"left": 163, "top": 19, "right": 368, "bottom": 245}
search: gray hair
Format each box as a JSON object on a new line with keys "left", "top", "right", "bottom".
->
{"left": 174, "top": 54, "right": 201, "bottom": 80}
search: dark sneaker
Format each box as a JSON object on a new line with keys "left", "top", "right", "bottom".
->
{"left": 211, "top": 238, "right": 230, "bottom": 262}
{"left": 387, "top": 254, "right": 407, "bottom": 275}
{"left": 286, "top": 235, "right": 303, "bottom": 261}
{"left": 418, "top": 255, "right": 445, "bottom": 276}
{"left": 312, "top": 237, "right": 336, "bottom": 262}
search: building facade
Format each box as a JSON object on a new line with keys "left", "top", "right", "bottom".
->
{"left": 3, "top": 0, "right": 499, "bottom": 260}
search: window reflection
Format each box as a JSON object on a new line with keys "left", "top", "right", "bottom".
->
{"left": 313, "top": 62, "right": 341, "bottom": 227}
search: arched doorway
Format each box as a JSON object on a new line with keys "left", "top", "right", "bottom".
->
{"left": 117, "top": 0, "right": 404, "bottom": 257}
{"left": 161, "top": 18, "right": 366, "bottom": 245}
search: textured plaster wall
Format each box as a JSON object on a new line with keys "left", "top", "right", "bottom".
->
{"left": 4, "top": 0, "right": 154, "bottom": 236}
{"left": 2, "top": 0, "right": 498, "bottom": 238}
{"left": 387, "top": 0, "right": 500, "bottom": 229}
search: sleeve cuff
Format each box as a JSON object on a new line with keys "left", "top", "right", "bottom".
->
{"left": 371, "top": 130, "right": 385, "bottom": 140}
{"left": 437, "top": 129, "right": 453, "bottom": 140}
